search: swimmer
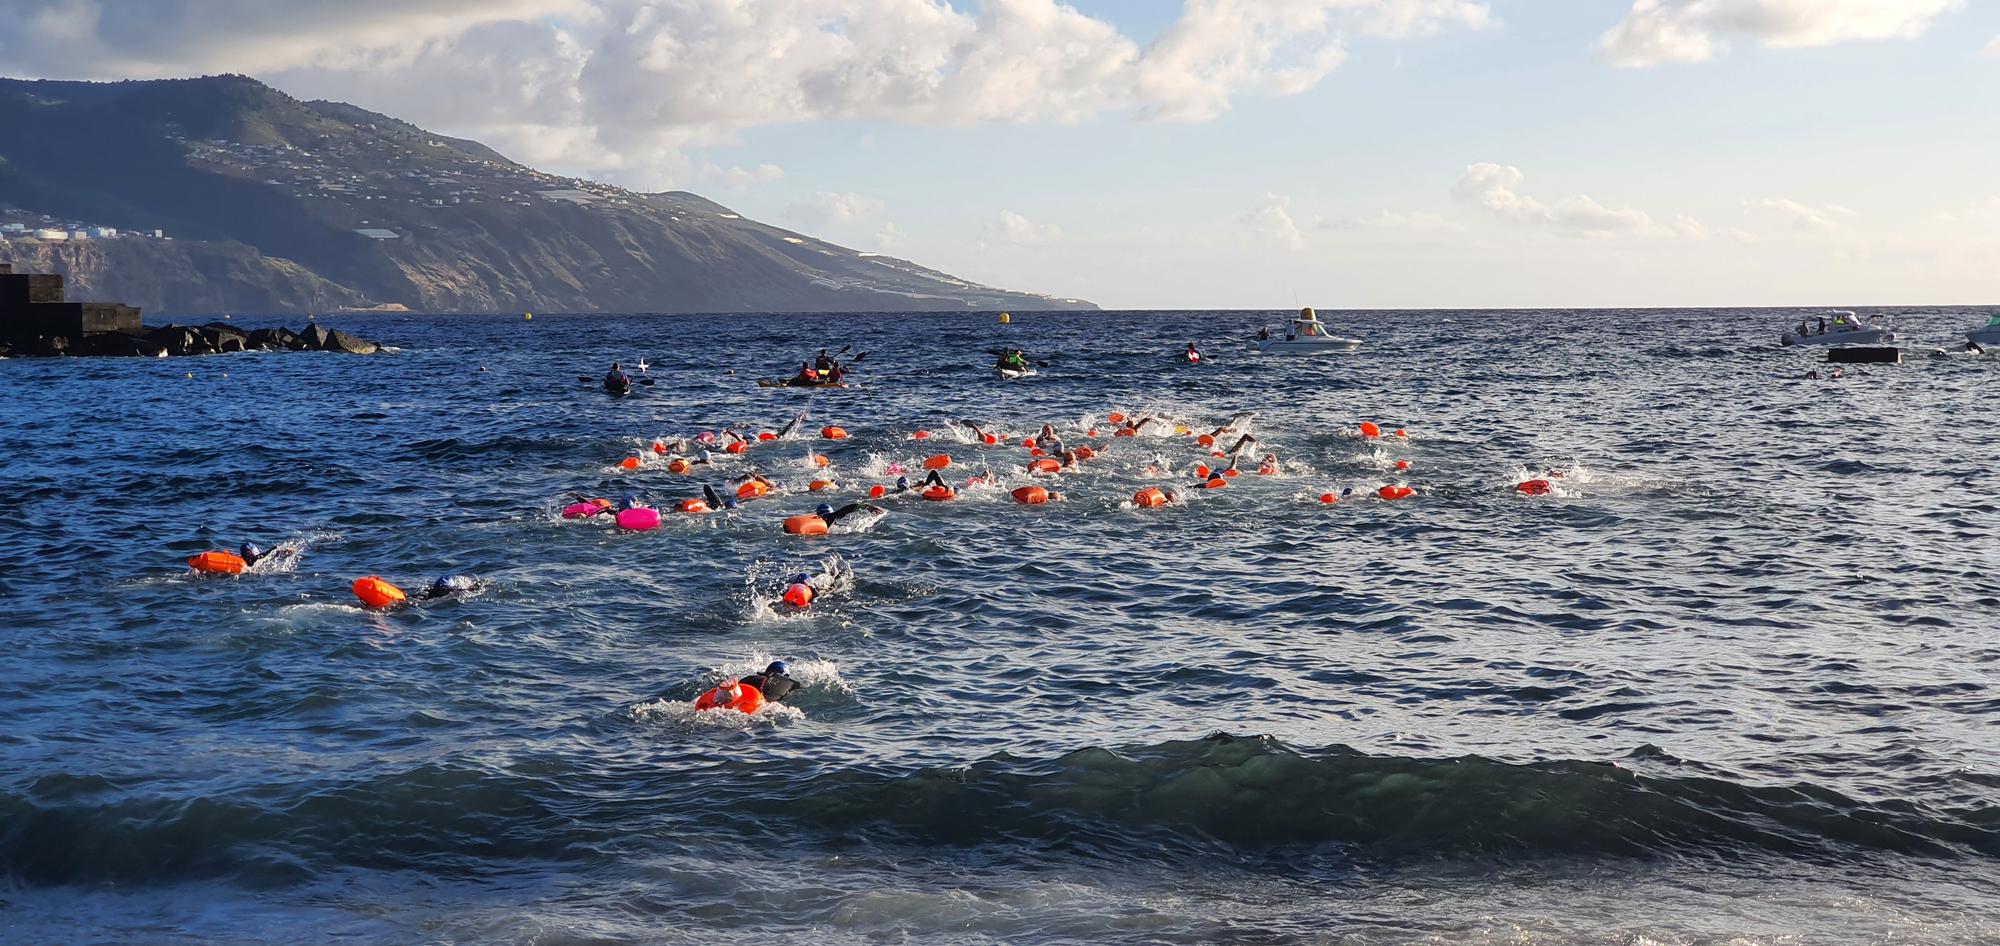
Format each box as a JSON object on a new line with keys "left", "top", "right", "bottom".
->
{"left": 694, "top": 677, "right": 764, "bottom": 713}
{"left": 699, "top": 483, "right": 740, "bottom": 511}
{"left": 774, "top": 411, "right": 809, "bottom": 440}
{"left": 739, "top": 660, "right": 800, "bottom": 702}
{"left": 775, "top": 560, "right": 852, "bottom": 610}
{"left": 417, "top": 575, "right": 479, "bottom": 600}
{"left": 1219, "top": 433, "right": 1260, "bottom": 456}
{"left": 1257, "top": 453, "right": 1280, "bottom": 475}
{"left": 954, "top": 419, "right": 998, "bottom": 444}
{"left": 815, "top": 501, "right": 883, "bottom": 528}
{"left": 1034, "top": 423, "right": 1066, "bottom": 456}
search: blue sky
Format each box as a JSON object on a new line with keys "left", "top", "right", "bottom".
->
{"left": 4, "top": 0, "right": 1997, "bottom": 308}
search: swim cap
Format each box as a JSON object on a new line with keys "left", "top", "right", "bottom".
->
{"left": 816, "top": 503, "right": 834, "bottom": 517}
{"left": 790, "top": 573, "right": 810, "bottom": 586}
{"left": 620, "top": 492, "right": 639, "bottom": 510}
{"left": 723, "top": 498, "right": 738, "bottom": 509}
{"left": 766, "top": 660, "right": 789, "bottom": 677}
{"left": 895, "top": 476, "right": 909, "bottom": 488}
{"left": 239, "top": 543, "right": 263, "bottom": 562}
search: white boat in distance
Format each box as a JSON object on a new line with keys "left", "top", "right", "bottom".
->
{"left": 1780, "top": 311, "right": 1900, "bottom": 347}
{"left": 1257, "top": 308, "right": 1361, "bottom": 354}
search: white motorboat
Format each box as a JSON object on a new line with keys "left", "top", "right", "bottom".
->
{"left": 1780, "top": 311, "right": 1899, "bottom": 347}
{"left": 997, "top": 367, "right": 1037, "bottom": 380}
{"left": 1256, "top": 308, "right": 1361, "bottom": 354}
{"left": 1967, "top": 313, "right": 2000, "bottom": 347}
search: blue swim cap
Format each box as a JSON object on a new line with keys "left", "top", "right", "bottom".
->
{"left": 239, "top": 543, "right": 263, "bottom": 561}
{"left": 766, "top": 660, "right": 789, "bottom": 677}
{"left": 816, "top": 503, "right": 834, "bottom": 517}
{"left": 895, "top": 476, "right": 909, "bottom": 488}
{"left": 620, "top": 492, "right": 638, "bottom": 509}
{"left": 789, "top": 573, "right": 810, "bottom": 586}
{"left": 723, "top": 497, "right": 739, "bottom": 509}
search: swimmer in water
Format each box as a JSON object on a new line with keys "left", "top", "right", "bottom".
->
{"left": 418, "top": 575, "right": 478, "bottom": 600}
{"left": 739, "top": 660, "right": 800, "bottom": 702}
{"left": 815, "top": 501, "right": 883, "bottom": 528}
{"left": 699, "top": 483, "right": 740, "bottom": 511}
{"left": 773, "top": 411, "right": 809, "bottom": 440}
{"left": 775, "top": 560, "right": 852, "bottom": 610}
{"left": 1257, "top": 453, "right": 1280, "bottom": 475}
{"left": 955, "top": 419, "right": 997, "bottom": 443}
{"left": 1034, "top": 423, "right": 1066, "bottom": 455}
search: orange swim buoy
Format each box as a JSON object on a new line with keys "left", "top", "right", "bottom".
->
{"left": 1319, "top": 493, "right": 1340, "bottom": 504}
{"left": 1195, "top": 464, "right": 1211, "bottom": 478}
{"left": 913, "top": 430, "right": 931, "bottom": 440}
{"left": 1028, "top": 458, "right": 1061, "bottom": 474}
{"left": 1108, "top": 412, "right": 1126, "bottom": 424}
{"left": 667, "top": 458, "right": 691, "bottom": 474}
{"left": 1113, "top": 428, "right": 1136, "bottom": 438}
{"left": 736, "top": 480, "right": 770, "bottom": 500}
{"left": 678, "top": 498, "right": 711, "bottom": 514}
{"left": 1133, "top": 487, "right": 1169, "bottom": 507}
{"left": 922, "top": 485, "right": 955, "bottom": 501}
{"left": 869, "top": 484, "right": 887, "bottom": 499}
{"left": 1197, "top": 434, "right": 1215, "bottom": 447}
{"left": 812, "top": 454, "right": 832, "bottom": 468}
{"left": 1012, "top": 485, "right": 1051, "bottom": 505}
{"left": 726, "top": 442, "right": 748, "bottom": 454}
{"left": 188, "top": 550, "right": 247, "bottom": 575}
{"left": 784, "top": 514, "right": 830, "bottom": 536}
{"left": 1087, "top": 429, "right": 1100, "bottom": 438}
{"left": 821, "top": 426, "right": 849, "bottom": 440}
{"left": 1201, "top": 477, "right": 1228, "bottom": 490}
{"left": 1395, "top": 429, "right": 1408, "bottom": 438}
{"left": 758, "top": 432, "right": 777, "bottom": 442}
{"left": 923, "top": 455, "right": 952, "bottom": 471}
{"left": 1360, "top": 422, "right": 1382, "bottom": 438}
{"left": 1395, "top": 460, "right": 1411, "bottom": 471}
{"left": 808, "top": 479, "right": 834, "bottom": 492}
{"left": 1073, "top": 446, "right": 1096, "bottom": 461}
{"left": 1029, "top": 448, "right": 1045, "bottom": 458}
{"left": 1378, "top": 485, "right": 1415, "bottom": 500}
{"left": 1221, "top": 468, "right": 1240, "bottom": 478}
{"left": 352, "top": 576, "right": 406, "bottom": 609}
{"left": 620, "top": 456, "right": 641, "bottom": 470}
{"left": 695, "top": 681, "right": 767, "bottom": 713}
{"left": 782, "top": 583, "right": 816, "bottom": 609}
{"left": 1517, "top": 479, "right": 1553, "bottom": 496}
{"left": 651, "top": 441, "right": 668, "bottom": 455}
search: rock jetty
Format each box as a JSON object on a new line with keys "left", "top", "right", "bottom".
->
{"left": 0, "top": 263, "right": 383, "bottom": 357}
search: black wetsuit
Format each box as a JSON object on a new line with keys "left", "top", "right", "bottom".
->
{"left": 741, "top": 672, "right": 799, "bottom": 702}
{"left": 920, "top": 469, "right": 948, "bottom": 489}
{"left": 821, "top": 502, "right": 877, "bottom": 525}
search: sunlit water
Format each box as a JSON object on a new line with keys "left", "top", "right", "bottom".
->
{"left": 2, "top": 309, "right": 1996, "bottom": 945}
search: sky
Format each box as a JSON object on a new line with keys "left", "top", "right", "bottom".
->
{"left": 2, "top": 0, "right": 1997, "bottom": 309}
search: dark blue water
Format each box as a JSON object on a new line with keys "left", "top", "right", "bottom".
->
{"left": 3, "top": 309, "right": 1997, "bottom": 945}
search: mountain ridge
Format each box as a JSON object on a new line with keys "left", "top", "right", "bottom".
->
{"left": 0, "top": 74, "right": 1093, "bottom": 314}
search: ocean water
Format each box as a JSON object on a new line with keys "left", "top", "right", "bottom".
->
{"left": 1, "top": 308, "right": 1996, "bottom": 945}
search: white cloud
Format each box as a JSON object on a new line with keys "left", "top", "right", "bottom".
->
{"left": 783, "top": 191, "right": 886, "bottom": 225}
{"left": 1983, "top": 34, "right": 2000, "bottom": 57}
{"left": 1319, "top": 210, "right": 1467, "bottom": 234}
{"left": 1600, "top": 0, "right": 1965, "bottom": 67}
{"left": 1241, "top": 193, "right": 1307, "bottom": 250}
{"left": 1450, "top": 163, "right": 1673, "bottom": 237}
{"left": 0, "top": 0, "right": 1492, "bottom": 181}
{"left": 875, "top": 223, "right": 907, "bottom": 250}
{"left": 982, "top": 210, "right": 1063, "bottom": 245}
{"left": 1744, "top": 197, "right": 1853, "bottom": 231}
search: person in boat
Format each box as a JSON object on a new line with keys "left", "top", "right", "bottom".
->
{"left": 786, "top": 361, "right": 822, "bottom": 387}
{"left": 1185, "top": 343, "right": 1201, "bottom": 363}
{"left": 997, "top": 349, "right": 1029, "bottom": 373}
{"left": 1816, "top": 317, "right": 1826, "bottom": 335}
{"left": 605, "top": 363, "right": 631, "bottom": 392}
{"left": 739, "top": 660, "right": 800, "bottom": 703}
{"left": 1257, "top": 326, "right": 1271, "bottom": 341}
{"left": 815, "top": 349, "right": 838, "bottom": 376}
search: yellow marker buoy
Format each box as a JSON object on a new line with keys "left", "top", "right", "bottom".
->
{"left": 524, "top": 312, "right": 533, "bottom": 321}
{"left": 998, "top": 312, "right": 1012, "bottom": 324}
{"left": 185, "top": 372, "right": 193, "bottom": 379}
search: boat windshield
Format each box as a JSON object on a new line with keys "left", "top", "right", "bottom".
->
{"left": 1291, "top": 317, "right": 1326, "bottom": 338}
{"left": 1987, "top": 314, "right": 2000, "bottom": 327}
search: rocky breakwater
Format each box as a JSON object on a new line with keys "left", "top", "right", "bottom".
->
{"left": 0, "top": 263, "right": 382, "bottom": 357}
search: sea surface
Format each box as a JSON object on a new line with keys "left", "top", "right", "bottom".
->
{"left": 2, "top": 308, "right": 1997, "bottom": 945}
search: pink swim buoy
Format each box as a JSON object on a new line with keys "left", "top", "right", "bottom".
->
{"left": 561, "top": 502, "right": 602, "bottom": 520}
{"left": 884, "top": 462, "right": 907, "bottom": 475}
{"left": 615, "top": 507, "right": 662, "bottom": 531}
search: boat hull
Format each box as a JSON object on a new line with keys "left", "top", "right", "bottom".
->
{"left": 1257, "top": 338, "right": 1360, "bottom": 354}
{"left": 1780, "top": 329, "right": 1898, "bottom": 347}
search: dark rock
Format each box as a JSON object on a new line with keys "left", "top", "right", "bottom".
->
{"left": 246, "top": 327, "right": 297, "bottom": 351}
{"left": 79, "top": 331, "right": 169, "bottom": 357}
{"left": 298, "top": 323, "right": 331, "bottom": 350}
{"left": 199, "top": 326, "right": 247, "bottom": 353}
{"left": 147, "top": 325, "right": 199, "bottom": 356}
{"left": 322, "top": 329, "right": 380, "bottom": 355}
{"left": 30, "top": 335, "right": 70, "bottom": 356}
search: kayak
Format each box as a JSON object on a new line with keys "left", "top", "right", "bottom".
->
{"left": 758, "top": 379, "right": 850, "bottom": 389}
{"left": 997, "top": 367, "right": 1037, "bottom": 380}
{"left": 605, "top": 380, "right": 631, "bottom": 396}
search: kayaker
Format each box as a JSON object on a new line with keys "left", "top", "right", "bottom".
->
{"left": 1185, "top": 343, "right": 1201, "bottom": 364}
{"left": 815, "top": 349, "right": 838, "bottom": 376}
{"left": 786, "top": 361, "right": 820, "bottom": 387}
{"left": 604, "top": 363, "right": 631, "bottom": 393}
{"left": 996, "top": 349, "right": 1029, "bottom": 373}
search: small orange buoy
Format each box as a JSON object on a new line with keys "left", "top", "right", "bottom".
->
{"left": 695, "top": 681, "right": 767, "bottom": 713}
{"left": 1517, "top": 479, "right": 1553, "bottom": 496}
{"left": 1201, "top": 477, "right": 1228, "bottom": 490}
{"left": 726, "top": 442, "right": 748, "bottom": 454}
{"left": 1197, "top": 434, "right": 1215, "bottom": 447}
{"left": 923, "top": 455, "right": 952, "bottom": 471}
{"left": 352, "top": 576, "right": 406, "bottom": 609}
{"left": 1133, "top": 487, "right": 1169, "bottom": 508}
{"left": 1020, "top": 437, "right": 1035, "bottom": 447}
{"left": 758, "top": 432, "right": 777, "bottom": 442}
{"left": 1378, "top": 485, "right": 1415, "bottom": 500}
{"left": 1395, "top": 460, "right": 1411, "bottom": 471}
{"left": 1360, "top": 422, "right": 1382, "bottom": 438}
{"left": 1195, "top": 464, "right": 1211, "bottom": 478}
{"left": 620, "top": 456, "right": 641, "bottom": 470}
{"left": 1029, "top": 458, "right": 1061, "bottom": 474}
{"left": 1108, "top": 412, "right": 1126, "bottom": 424}
{"left": 983, "top": 434, "right": 998, "bottom": 445}
{"left": 1029, "top": 448, "right": 1045, "bottom": 458}
{"left": 1319, "top": 493, "right": 1339, "bottom": 504}
{"left": 1087, "top": 429, "right": 1100, "bottom": 438}
{"left": 821, "top": 426, "right": 849, "bottom": 440}
{"left": 1073, "top": 446, "right": 1095, "bottom": 461}
{"left": 736, "top": 480, "right": 771, "bottom": 500}
{"left": 1221, "top": 468, "right": 1241, "bottom": 478}
{"left": 1114, "top": 429, "right": 1136, "bottom": 438}
{"left": 667, "top": 458, "right": 691, "bottom": 474}
{"left": 913, "top": 430, "right": 931, "bottom": 440}
{"left": 188, "top": 550, "right": 247, "bottom": 575}
{"left": 922, "top": 485, "right": 956, "bottom": 501}
{"left": 869, "top": 485, "right": 887, "bottom": 499}
{"left": 783, "top": 514, "right": 830, "bottom": 536}
{"left": 1395, "top": 429, "right": 1408, "bottom": 438}
{"left": 678, "top": 498, "right": 711, "bottom": 514}
{"left": 782, "top": 583, "right": 816, "bottom": 608}
{"left": 812, "top": 454, "right": 832, "bottom": 468}
{"left": 651, "top": 441, "right": 667, "bottom": 455}
{"left": 809, "top": 479, "right": 834, "bottom": 492}
{"left": 1012, "top": 485, "right": 1051, "bottom": 505}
